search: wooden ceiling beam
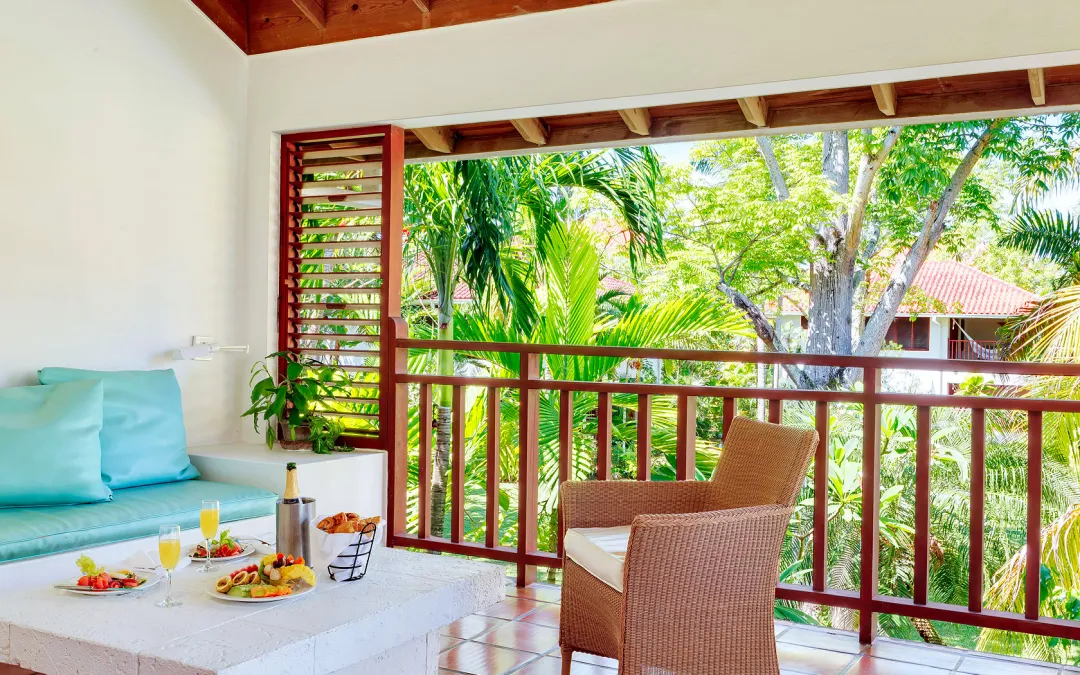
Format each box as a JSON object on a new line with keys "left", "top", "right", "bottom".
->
{"left": 412, "top": 127, "right": 456, "bottom": 154}
{"left": 413, "top": 0, "right": 431, "bottom": 11}
{"left": 618, "top": 108, "right": 653, "bottom": 136}
{"left": 405, "top": 77, "right": 1080, "bottom": 161}
{"left": 191, "top": 0, "right": 249, "bottom": 53}
{"left": 871, "top": 83, "right": 897, "bottom": 116}
{"left": 291, "top": 0, "right": 326, "bottom": 29}
{"left": 1028, "top": 68, "right": 1046, "bottom": 106}
{"left": 736, "top": 97, "right": 769, "bottom": 127}
{"left": 510, "top": 118, "right": 550, "bottom": 145}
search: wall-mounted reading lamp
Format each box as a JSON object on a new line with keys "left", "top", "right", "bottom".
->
{"left": 172, "top": 336, "right": 250, "bottom": 361}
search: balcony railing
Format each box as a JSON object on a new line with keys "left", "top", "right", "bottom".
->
{"left": 382, "top": 317, "right": 1080, "bottom": 645}
{"left": 949, "top": 338, "right": 1002, "bottom": 361}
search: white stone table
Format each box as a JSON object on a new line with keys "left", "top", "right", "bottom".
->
{"left": 0, "top": 547, "right": 503, "bottom": 674}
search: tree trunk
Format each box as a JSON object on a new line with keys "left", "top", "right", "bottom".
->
{"left": 430, "top": 296, "right": 455, "bottom": 539}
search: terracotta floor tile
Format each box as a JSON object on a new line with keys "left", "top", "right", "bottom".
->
{"left": 442, "top": 615, "right": 510, "bottom": 639}
{"left": 776, "top": 642, "right": 858, "bottom": 675}
{"left": 868, "top": 640, "right": 960, "bottom": 670}
{"left": 439, "top": 641, "right": 538, "bottom": 675}
{"left": 778, "top": 627, "right": 864, "bottom": 655}
{"left": 845, "top": 655, "right": 951, "bottom": 675}
{"left": 506, "top": 584, "right": 562, "bottom": 603}
{"left": 442, "top": 635, "right": 466, "bottom": 652}
{"left": 475, "top": 621, "right": 560, "bottom": 654}
{"left": 520, "top": 604, "right": 561, "bottom": 629}
{"left": 478, "top": 597, "right": 550, "bottom": 621}
{"left": 958, "top": 655, "right": 1059, "bottom": 675}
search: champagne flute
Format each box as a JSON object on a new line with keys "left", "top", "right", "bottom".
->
{"left": 157, "top": 525, "right": 182, "bottom": 608}
{"left": 198, "top": 499, "right": 220, "bottom": 573}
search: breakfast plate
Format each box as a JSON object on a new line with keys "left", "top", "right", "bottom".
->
{"left": 188, "top": 542, "right": 256, "bottom": 562}
{"left": 56, "top": 570, "right": 162, "bottom": 597}
{"left": 206, "top": 582, "right": 315, "bottom": 603}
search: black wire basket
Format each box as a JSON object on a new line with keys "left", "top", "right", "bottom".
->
{"left": 327, "top": 522, "right": 377, "bottom": 582}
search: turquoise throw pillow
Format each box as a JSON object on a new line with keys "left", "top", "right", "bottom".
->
{"left": 0, "top": 380, "right": 113, "bottom": 507}
{"left": 37, "top": 368, "right": 200, "bottom": 490}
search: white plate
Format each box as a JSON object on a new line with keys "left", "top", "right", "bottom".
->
{"left": 188, "top": 542, "right": 256, "bottom": 562}
{"left": 58, "top": 571, "right": 162, "bottom": 597}
{"left": 206, "top": 582, "right": 315, "bottom": 603}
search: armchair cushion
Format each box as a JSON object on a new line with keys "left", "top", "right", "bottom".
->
{"left": 564, "top": 526, "right": 630, "bottom": 592}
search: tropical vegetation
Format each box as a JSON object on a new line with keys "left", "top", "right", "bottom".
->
{"left": 389, "top": 116, "right": 1080, "bottom": 663}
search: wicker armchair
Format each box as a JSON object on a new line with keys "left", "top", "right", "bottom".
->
{"left": 558, "top": 416, "right": 818, "bottom": 675}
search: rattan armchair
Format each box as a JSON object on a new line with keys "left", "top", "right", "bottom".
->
{"left": 558, "top": 416, "right": 818, "bottom": 675}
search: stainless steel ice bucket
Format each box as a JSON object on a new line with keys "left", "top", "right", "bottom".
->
{"left": 276, "top": 497, "right": 315, "bottom": 561}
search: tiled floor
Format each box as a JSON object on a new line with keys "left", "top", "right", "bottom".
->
{"left": 438, "top": 578, "right": 1080, "bottom": 675}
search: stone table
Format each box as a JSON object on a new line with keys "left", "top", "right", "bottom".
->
{"left": 0, "top": 547, "right": 503, "bottom": 674}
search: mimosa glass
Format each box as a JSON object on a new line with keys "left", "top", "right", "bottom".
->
{"left": 198, "top": 500, "right": 220, "bottom": 573}
{"left": 157, "top": 525, "right": 182, "bottom": 608}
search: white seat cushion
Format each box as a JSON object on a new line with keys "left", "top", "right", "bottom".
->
{"left": 564, "top": 525, "right": 631, "bottom": 592}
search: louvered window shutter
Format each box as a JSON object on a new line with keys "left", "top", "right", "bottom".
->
{"left": 278, "top": 126, "right": 404, "bottom": 448}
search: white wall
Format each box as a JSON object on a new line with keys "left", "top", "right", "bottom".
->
{"left": 240, "top": 0, "right": 1080, "bottom": 442}
{"left": 0, "top": 0, "right": 248, "bottom": 445}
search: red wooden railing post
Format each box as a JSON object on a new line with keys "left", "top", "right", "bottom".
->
{"left": 676, "top": 394, "right": 698, "bottom": 480}
{"left": 451, "top": 385, "right": 466, "bottom": 544}
{"left": 388, "top": 317, "right": 409, "bottom": 542}
{"left": 1026, "top": 410, "right": 1043, "bottom": 620}
{"left": 418, "top": 383, "right": 432, "bottom": 539}
{"left": 859, "top": 367, "right": 881, "bottom": 644}
{"left": 969, "top": 408, "right": 985, "bottom": 612}
{"left": 486, "top": 387, "right": 500, "bottom": 550}
{"left": 518, "top": 351, "right": 540, "bottom": 587}
{"left": 637, "top": 394, "right": 652, "bottom": 481}
{"left": 597, "top": 392, "right": 612, "bottom": 480}
{"left": 557, "top": 390, "right": 573, "bottom": 557}
{"left": 914, "top": 405, "right": 932, "bottom": 606}
{"left": 812, "top": 401, "right": 829, "bottom": 592}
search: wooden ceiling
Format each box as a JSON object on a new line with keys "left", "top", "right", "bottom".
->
{"left": 191, "top": 0, "right": 610, "bottom": 54}
{"left": 401, "top": 66, "right": 1080, "bottom": 161}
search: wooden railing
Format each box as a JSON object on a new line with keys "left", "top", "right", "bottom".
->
{"left": 949, "top": 339, "right": 1003, "bottom": 361}
{"left": 383, "top": 317, "right": 1080, "bottom": 645}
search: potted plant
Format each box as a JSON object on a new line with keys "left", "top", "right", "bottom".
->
{"left": 243, "top": 351, "right": 348, "bottom": 452}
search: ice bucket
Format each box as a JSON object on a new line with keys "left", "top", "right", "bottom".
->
{"left": 276, "top": 497, "right": 316, "bottom": 561}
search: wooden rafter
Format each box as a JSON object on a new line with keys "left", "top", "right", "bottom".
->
{"left": 413, "top": 0, "right": 431, "bottom": 11}
{"left": 412, "top": 127, "right": 456, "bottom": 154}
{"left": 1028, "top": 68, "right": 1046, "bottom": 105}
{"left": 618, "top": 108, "right": 653, "bottom": 136}
{"left": 736, "top": 97, "right": 769, "bottom": 127}
{"left": 871, "top": 83, "right": 897, "bottom": 116}
{"left": 510, "top": 118, "right": 550, "bottom": 145}
{"left": 290, "top": 0, "right": 326, "bottom": 29}
{"left": 403, "top": 66, "right": 1080, "bottom": 161}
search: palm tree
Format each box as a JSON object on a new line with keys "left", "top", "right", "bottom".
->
{"left": 453, "top": 222, "right": 752, "bottom": 555}
{"left": 403, "top": 148, "right": 665, "bottom": 538}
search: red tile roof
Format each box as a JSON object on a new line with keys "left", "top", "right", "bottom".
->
{"left": 776, "top": 260, "right": 1039, "bottom": 317}
{"left": 909, "top": 260, "right": 1039, "bottom": 316}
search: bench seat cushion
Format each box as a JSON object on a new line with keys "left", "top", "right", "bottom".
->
{"left": 0, "top": 480, "right": 277, "bottom": 564}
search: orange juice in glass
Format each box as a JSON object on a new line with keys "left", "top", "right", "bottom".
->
{"left": 157, "top": 525, "right": 182, "bottom": 607}
{"left": 198, "top": 500, "right": 220, "bottom": 573}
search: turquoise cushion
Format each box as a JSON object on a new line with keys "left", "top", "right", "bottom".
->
{"left": 0, "top": 480, "right": 277, "bottom": 563}
{"left": 0, "top": 381, "right": 112, "bottom": 507}
{"left": 37, "top": 368, "right": 199, "bottom": 489}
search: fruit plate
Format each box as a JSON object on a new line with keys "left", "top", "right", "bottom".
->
{"left": 206, "top": 583, "right": 315, "bottom": 603}
{"left": 188, "top": 542, "right": 256, "bottom": 562}
{"left": 55, "top": 571, "right": 162, "bottom": 597}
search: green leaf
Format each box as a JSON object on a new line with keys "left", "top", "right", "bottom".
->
{"left": 286, "top": 362, "right": 303, "bottom": 382}
{"left": 250, "top": 377, "right": 275, "bottom": 404}
{"left": 76, "top": 554, "right": 104, "bottom": 577}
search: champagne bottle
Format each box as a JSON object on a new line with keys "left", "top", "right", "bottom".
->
{"left": 283, "top": 462, "right": 300, "bottom": 504}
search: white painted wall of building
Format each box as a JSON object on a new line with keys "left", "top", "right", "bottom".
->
{"left": 0, "top": 0, "right": 249, "bottom": 445}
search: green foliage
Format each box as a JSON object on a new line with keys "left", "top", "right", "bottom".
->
{"left": 243, "top": 351, "right": 349, "bottom": 448}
